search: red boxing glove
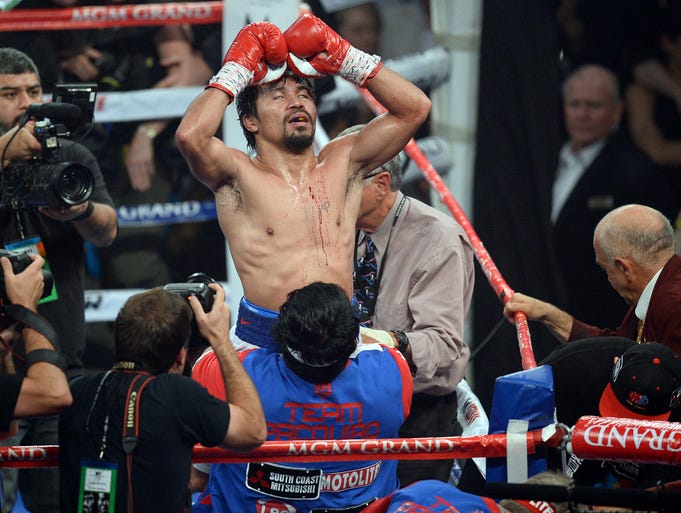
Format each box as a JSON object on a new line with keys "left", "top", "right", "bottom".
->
{"left": 208, "top": 22, "right": 288, "bottom": 97}
{"left": 284, "top": 12, "right": 382, "bottom": 87}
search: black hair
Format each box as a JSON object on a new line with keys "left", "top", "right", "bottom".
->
{"left": 273, "top": 282, "right": 358, "bottom": 384}
{"left": 0, "top": 48, "right": 40, "bottom": 79}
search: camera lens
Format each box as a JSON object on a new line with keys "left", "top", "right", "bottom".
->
{"left": 53, "top": 162, "right": 94, "bottom": 205}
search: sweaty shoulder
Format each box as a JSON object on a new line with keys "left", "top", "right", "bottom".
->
{"left": 317, "top": 132, "right": 355, "bottom": 171}
{"left": 201, "top": 146, "right": 251, "bottom": 192}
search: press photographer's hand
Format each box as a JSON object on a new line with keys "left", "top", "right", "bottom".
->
{"left": 0, "top": 124, "right": 41, "bottom": 164}
{"left": 1, "top": 254, "right": 45, "bottom": 310}
{"left": 189, "top": 283, "right": 231, "bottom": 346}
{"left": 39, "top": 201, "right": 92, "bottom": 222}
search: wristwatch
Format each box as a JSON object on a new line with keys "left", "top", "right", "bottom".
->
{"left": 390, "top": 330, "right": 409, "bottom": 355}
{"left": 390, "top": 330, "right": 417, "bottom": 374}
{"left": 73, "top": 200, "right": 94, "bottom": 221}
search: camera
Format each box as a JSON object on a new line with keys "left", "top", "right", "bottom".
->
{"left": 0, "top": 83, "right": 98, "bottom": 210}
{"left": 163, "top": 282, "right": 215, "bottom": 314}
{"left": 163, "top": 273, "right": 219, "bottom": 347}
{"left": 0, "top": 249, "right": 54, "bottom": 306}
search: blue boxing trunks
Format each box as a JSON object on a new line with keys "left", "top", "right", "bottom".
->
{"left": 231, "top": 297, "right": 279, "bottom": 351}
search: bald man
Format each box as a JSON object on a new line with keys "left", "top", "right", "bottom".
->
{"left": 505, "top": 204, "right": 681, "bottom": 354}
{"left": 551, "top": 64, "right": 677, "bottom": 329}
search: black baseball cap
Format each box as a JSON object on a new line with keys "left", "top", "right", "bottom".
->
{"left": 599, "top": 342, "right": 681, "bottom": 421}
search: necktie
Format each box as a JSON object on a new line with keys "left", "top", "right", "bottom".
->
{"left": 353, "top": 234, "right": 377, "bottom": 327}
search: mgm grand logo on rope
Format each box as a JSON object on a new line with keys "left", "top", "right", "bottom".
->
{"left": 580, "top": 423, "right": 681, "bottom": 452}
{"left": 0, "top": 447, "right": 49, "bottom": 462}
{"left": 285, "top": 438, "right": 464, "bottom": 457}
{"left": 70, "top": 3, "right": 215, "bottom": 23}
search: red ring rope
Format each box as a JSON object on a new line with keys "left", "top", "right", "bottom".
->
{"left": 356, "top": 86, "right": 536, "bottom": 369}
{"left": 0, "top": 2, "right": 223, "bottom": 31}
{"left": 0, "top": 427, "right": 564, "bottom": 468}
{"left": 571, "top": 416, "right": 681, "bottom": 466}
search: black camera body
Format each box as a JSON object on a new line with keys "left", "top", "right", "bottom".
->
{"left": 0, "top": 249, "right": 53, "bottom": 305}
{"left": 163, "top": 282, "right": 215, "bottom": 313}
{"left": 163, "top": 273, "right": 219, "bottom": 348}
{"left": 0, "top": 83, "right": 98, "bottom": 210}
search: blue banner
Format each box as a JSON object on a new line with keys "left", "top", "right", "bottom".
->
{"left": 117, "top": 200, "right": 217, "bottom": 227}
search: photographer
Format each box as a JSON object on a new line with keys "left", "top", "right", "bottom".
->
{"left": 59, "top": 284, "right": 266, "bottom": 513}
{"left": 0, "top": 47, "right": 117, "bottom": 513}
{"left": 0, "top": 254, "right": 71, "bottom": 438}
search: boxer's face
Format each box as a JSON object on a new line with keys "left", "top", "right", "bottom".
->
{"left": 255, "top": 77, "right": 316, "bottom": 151}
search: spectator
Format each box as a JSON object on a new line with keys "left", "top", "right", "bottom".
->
{"left": 626, "top": 8, "right": 681, "bottom": 243}
{"left": 75, "top": 21, "right": 215, "bottom": 291}
{"left": 319, "top": 1, "right": 434, "bottom": 204}
{"left": 333, "top": 2, "right": 382, "bottom": 56}
{"left": 5, "top": 0, "right": 219, "bottom": 291}
{"left": 59, "top": 284, "right": 266, "bottom": 513}
{"left": 0, "top": 47, "right": 117, "bottom": 513}
{"left": 191, "top": 282, "right": 413, "bottom": 512}
{"left": 551, "top": 64, "right": 677, "bottom": 329}
{"left": 0, "top": 254, "right": 71, "bottom": 437}
{"left": 320, "top": 1, "right": 382, "bottom": 139}
{"left": 542, "top": 338, "right": 681, "bottom": 488}
{"left": 348, "top": 127, "right": 474, "bottom": 485}
{"left": 175, "top": 13, "right": 431, "bottom": 350}
{"left": 504, "top": 204, "right": 681, "bottom": 355}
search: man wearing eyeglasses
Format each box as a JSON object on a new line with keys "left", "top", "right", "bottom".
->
{"left": 350, "top": 128, "right": 475, "bottom": 485}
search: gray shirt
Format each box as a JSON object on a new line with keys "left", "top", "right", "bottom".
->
{"left": 359, "top": 192, "right": 474, "bottom": 395}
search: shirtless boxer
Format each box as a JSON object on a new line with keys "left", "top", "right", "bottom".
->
{"left": 176, "top": 13, "right": 431, "bottom": 348}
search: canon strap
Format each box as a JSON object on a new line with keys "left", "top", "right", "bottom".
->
{"left": 121, "top": 372, "right": 156, "bottom": 513}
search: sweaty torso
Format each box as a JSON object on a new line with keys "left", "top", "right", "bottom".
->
{"left": 215, "top": 148, "right": 362, "bottom": 311}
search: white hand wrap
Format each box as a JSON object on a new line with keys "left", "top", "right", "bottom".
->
{"left": 207, "top": 62, "right": 253, "bottom": 98}
{"left": 338, "top": 46, "right": 382, "bottom": 87}
{"left": 360, "top": 326, "right": 396, "bottom": 347}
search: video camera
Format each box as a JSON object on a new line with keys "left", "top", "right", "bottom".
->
{"left": 0, "top": 249, "right": 53, "bottom": 306}
{"left": 0, "top": 83, "right": 98, "bottom": 210}
{"left": 163, "top": 273, "right": 218, "bottom": 347}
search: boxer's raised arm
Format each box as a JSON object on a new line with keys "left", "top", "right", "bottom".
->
{"left": 284, "top": 12, "right": 431, "bottom": 178}
{"left": 176, "top": 22, "right": 287, "bottom": 190}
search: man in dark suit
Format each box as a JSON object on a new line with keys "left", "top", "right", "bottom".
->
{"left": 551, "top": 65, "right": 678, "bottom": 329}
{"left": 505, "top": 204, "right": 681, "bottom": 355}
